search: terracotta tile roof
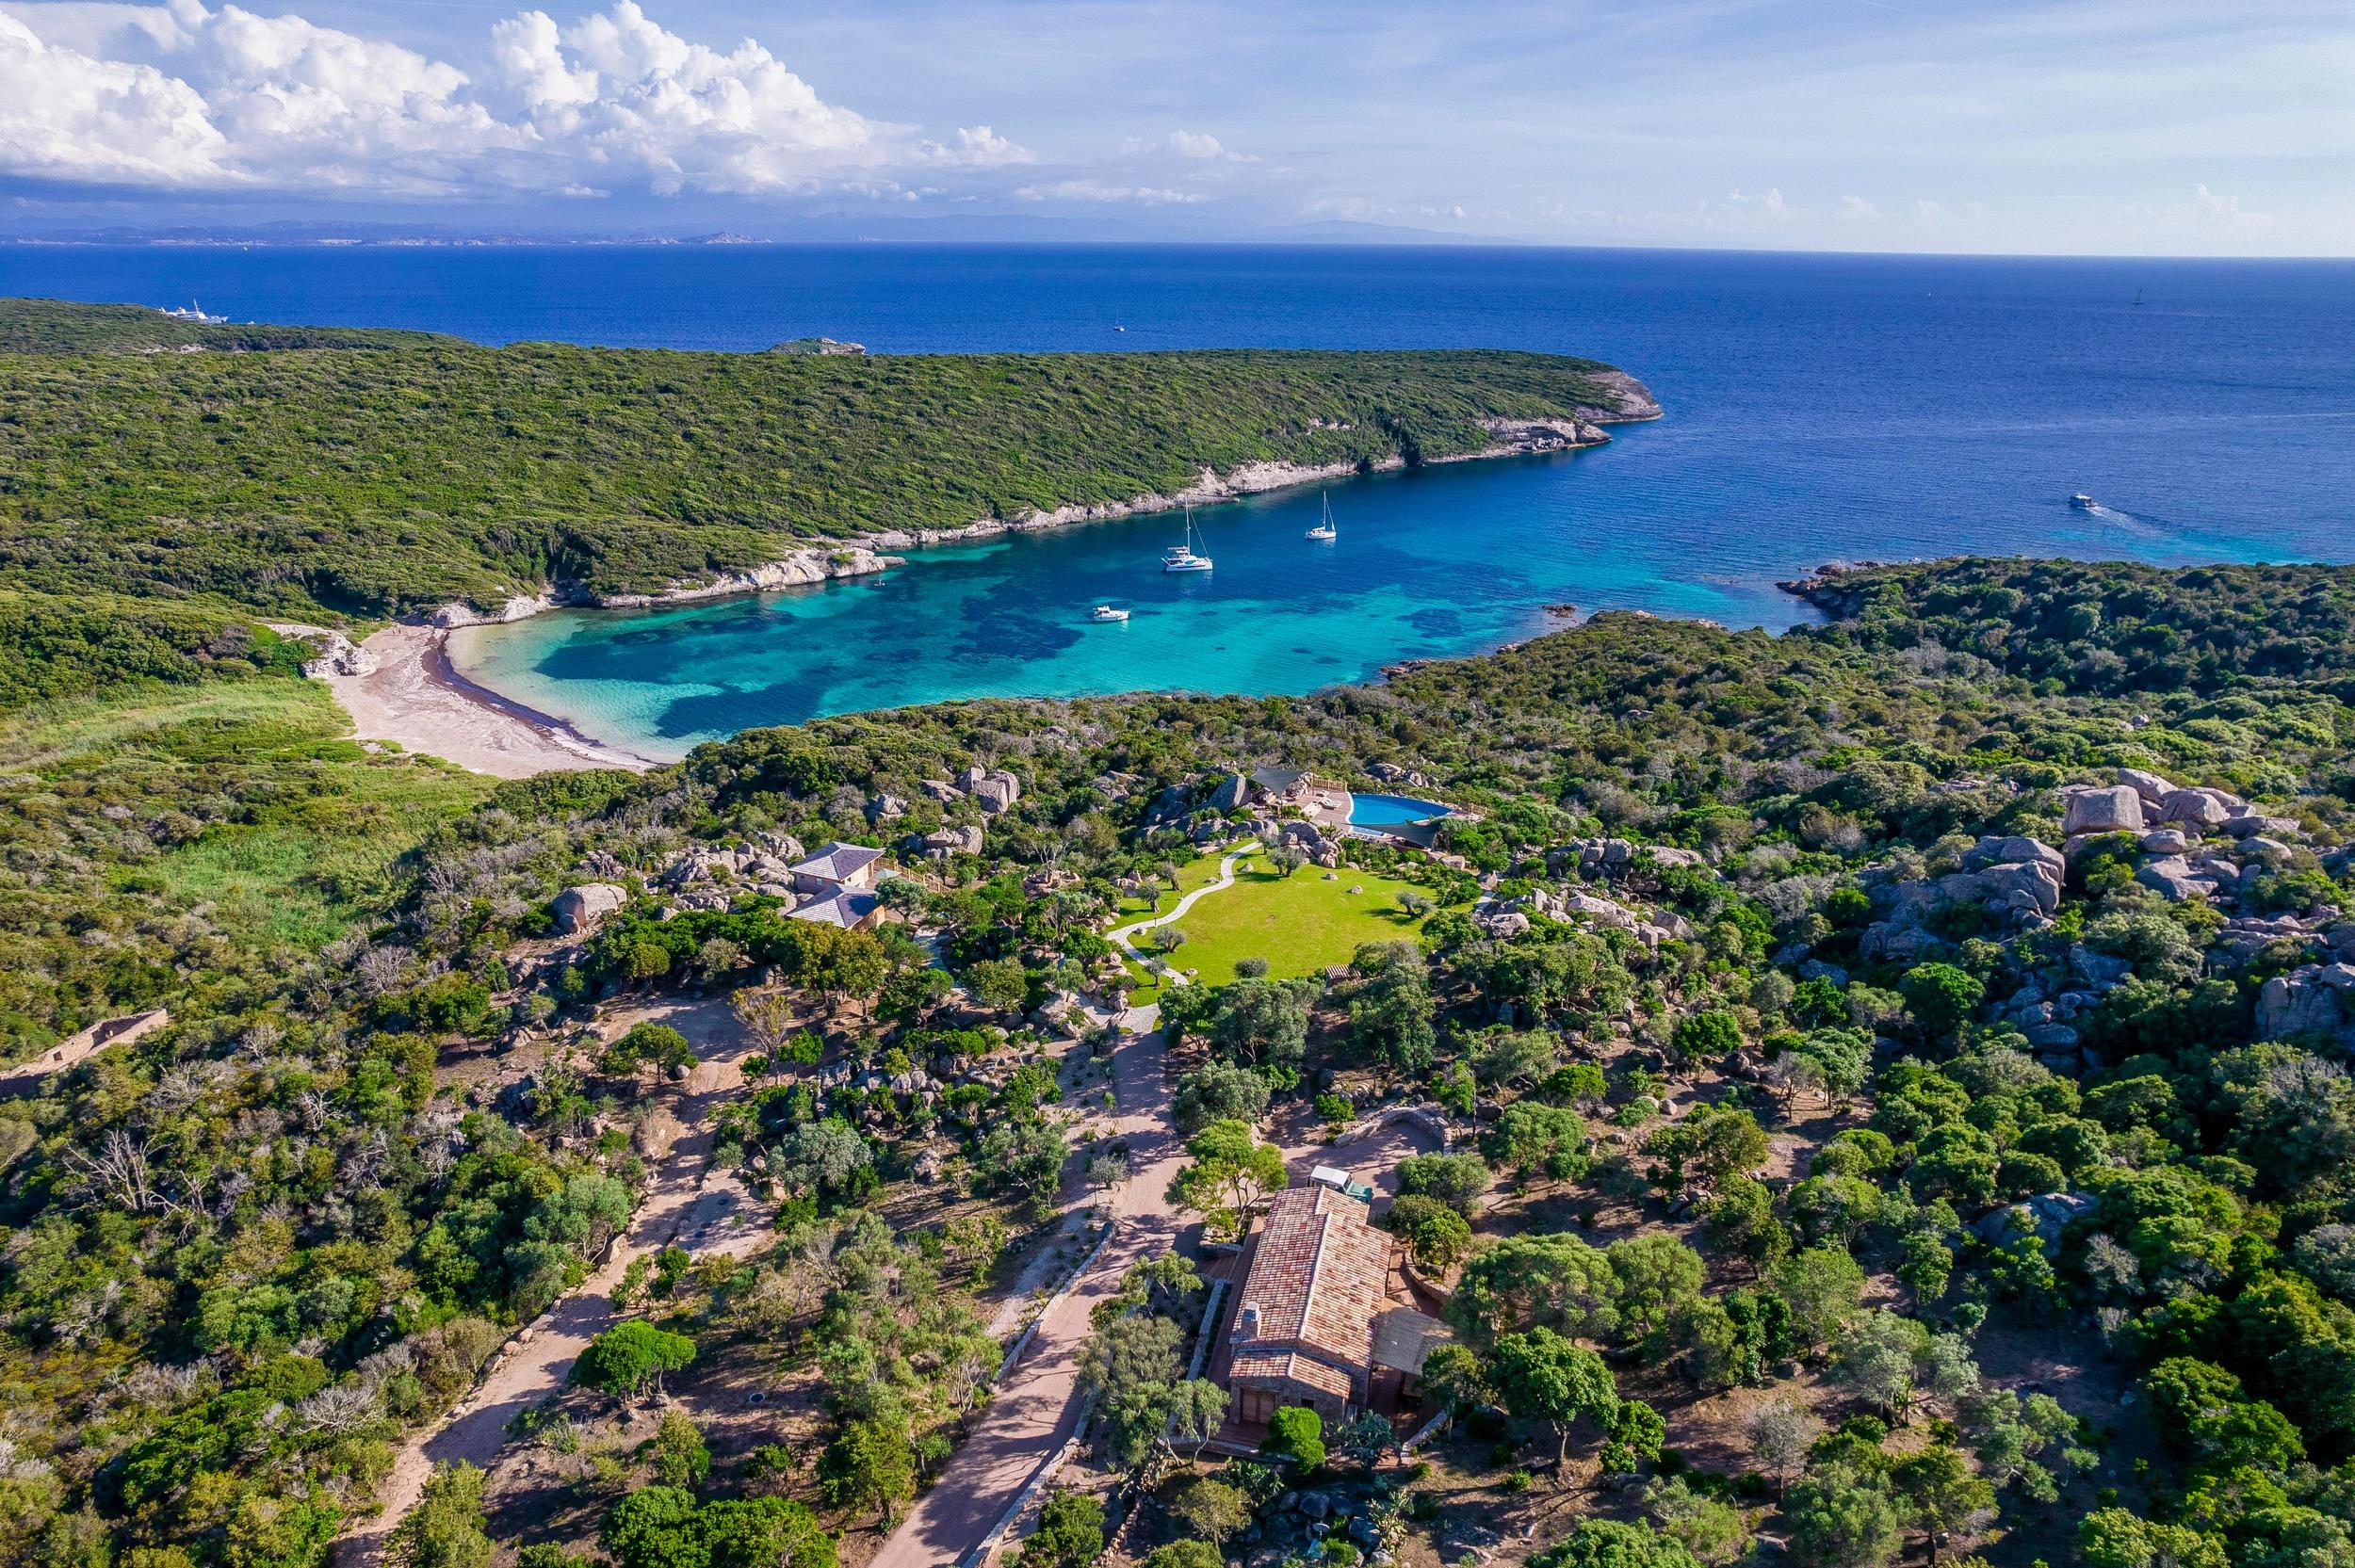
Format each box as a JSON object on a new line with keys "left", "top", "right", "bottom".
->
{"left": 1231, "top": 1185, "right": 1389, "bottom": 1388}
{"left": 1229, "top": 1350, "right": 1355, "bottom": 1402}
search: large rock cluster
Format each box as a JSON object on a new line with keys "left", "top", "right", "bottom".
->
{"left": 2258, "top": 936, "right": 2355, "bottom": 1048}
{"left": 550, "top": 882, "right": 627, "bottom": 934}
{"left": 1990, "top": 946, "right": 2131, "bottom": 1069}
{"left": 911, "top": 824, "right": 984, "bottom": 860}
{"left": 653, "top": 831, "right": 806, "bottom": 910}
{"left": 1860, "top": 832, "right": 2066, "bottom": 962}
{"left": 1272, "top": 818, "right": 1343, "bottom": 868}
{"left": 2064, "top": 768, "right": 2323, "bottom": 912}
{"left": 1545, "top": 838, "right": 1705, "bottom": 883}
{"left": 1971, "top": 1190, "right": 2096, "bottom": 1256}
{"left": 953, "top": 765, "right": 1023, "bottom": 815}
{"left": 1480, "top": 884, "right": 1691, "bottom": 949}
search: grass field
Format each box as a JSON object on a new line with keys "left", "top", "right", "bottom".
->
{"left": 0, "top": 677, "right": 494, "bottom": 1053}
{"left": 1125, "top": 849, "right": 1451, "bottom": 999}
{"left": 1113, "top": 848, "right": 1249, "bottom": 922}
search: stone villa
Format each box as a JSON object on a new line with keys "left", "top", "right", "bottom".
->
{"left": 1218, "top": 1184, "right": 1452, "bottom": 1428}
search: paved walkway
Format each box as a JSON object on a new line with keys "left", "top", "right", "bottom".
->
{"left": 341, "top": 998, "right": 765, "bottom": 1567}
{"left": 1106, "top": 844, "right": 1256, "bottom": 981}
{"left": 869, "top": 1003, "right": 1182, "bottom": 1568}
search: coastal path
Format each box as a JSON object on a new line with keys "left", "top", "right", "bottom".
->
{"left": 869, "top": 1001, "right": 1185, "bottom": 1568}
{"left": 341, "top": 997, "right": 764, "bottom": 1567}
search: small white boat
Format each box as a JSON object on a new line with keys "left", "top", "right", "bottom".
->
{"left": 1091, "top": 605, "right": 1130, "bottom": 622}
{"left": 1162, "top": 510, "right": 1213, "bottom": 573}
{"left": 2070, "top": 493, "right": 2097, "bottom": 509}
{"left": 1306, "top": 495, "right": 1338, "bottom": 542}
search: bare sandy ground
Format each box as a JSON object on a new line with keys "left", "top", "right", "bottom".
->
{"left": 310, "top": 624, "right": 660, "bottom": 779}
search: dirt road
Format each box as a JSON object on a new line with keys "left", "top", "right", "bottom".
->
{"left": 341, "top": 997, "right": 762, "bottom": 1566}
{"left": 869, "top": 1004, "right": 1183, "bottom": 1568}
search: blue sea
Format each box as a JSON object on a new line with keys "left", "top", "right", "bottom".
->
{"left": 7, "top": 244, "right": 2350, "bottom": 757}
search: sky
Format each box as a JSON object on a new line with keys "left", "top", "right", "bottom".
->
{"left": 0, "top": 0, "right": 2348, "bottom": 253}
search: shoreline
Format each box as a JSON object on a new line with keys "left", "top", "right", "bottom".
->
{"left": 308, "top": 623, "right": 664, "bottom": 778}
{"left": 315, "top": 397, "right": 1664, "bottom": 779}
{"left": 424, "top": 397, "right": 1660, "bottom": 632}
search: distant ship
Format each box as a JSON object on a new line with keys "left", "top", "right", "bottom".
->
{"left": 1162, "top": 511, "right": 1213, "bottom": 573}
{"left": 2070, "top": 493, "right": 2097, "bottom": 509}
{"left": 1306, "top": 495, "right": 1338, "bottom": 542}
{"left": 157, "top": 301, "right": 227, "bottom": 323}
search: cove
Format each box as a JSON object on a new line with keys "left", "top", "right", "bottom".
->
{"left": 405, "top": 247, "right": 2355, "bottom": 761}
{"left": 448, "top": 445, "right": 1752, "bottom": 759}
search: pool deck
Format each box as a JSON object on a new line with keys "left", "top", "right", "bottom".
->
{"left": 1304, "top": 784, "right": 1356, "bottom": 833}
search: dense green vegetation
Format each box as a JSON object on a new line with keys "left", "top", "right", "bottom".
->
{"left": 2, "top": 296, "right": 2352, "bottom": 1568}
{"left": 0, "top": 298, "right": 1645, "bottom": 616}
{"left": 4, "top": 551, "right": 2345, "bottom": 1567}
{"left": 0, "top": 299, "right": 457, "bottom": 355}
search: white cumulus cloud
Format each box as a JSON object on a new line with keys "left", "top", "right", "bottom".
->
{"left": 0, "top": 0, "right": 1010, "bottom": 199}
{"left": 0, "top": 8, "right": 231, "bottom": 184}
{"left": 918, "top": 123, "right": 1031, "bottom": 167}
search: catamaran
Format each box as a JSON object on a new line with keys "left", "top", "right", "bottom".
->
{"left": 1306, "top": 495, "right": 1338, "bottom": 542}
{"left": 1162, "top": 511, "right": 1213, "bottom": 573}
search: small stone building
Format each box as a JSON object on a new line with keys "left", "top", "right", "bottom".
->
{"left": 788, "top": 842, "right": 885, "bottom": 895}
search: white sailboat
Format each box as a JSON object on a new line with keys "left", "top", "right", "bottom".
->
{"left": 1306, "top": 495, "right": 1338, "bottom": 542}
{"left": 1161, "top": 510, "right": 1213, "bottom": 573}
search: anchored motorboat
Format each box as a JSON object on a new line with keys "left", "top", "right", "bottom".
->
{"left": 1091, "top": 605, "right": 1130, "bottom": 622}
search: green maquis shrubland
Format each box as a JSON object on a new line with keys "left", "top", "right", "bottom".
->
{"left": 2, "top": 299, "right": 2353, "bottom": 1568}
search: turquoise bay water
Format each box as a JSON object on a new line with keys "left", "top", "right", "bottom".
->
{"left": 15, "top": 245, "right": 2345, "bottom": 756}
{"left": 451, "top": 451, "right": 1754, "bottom": 757}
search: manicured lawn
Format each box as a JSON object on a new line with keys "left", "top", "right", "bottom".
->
{"left": 1154, "top": 857, "right": 1447, "bottom": 989}
{"left": 1113, "top": 846, "right": 1246, "bottom": 921}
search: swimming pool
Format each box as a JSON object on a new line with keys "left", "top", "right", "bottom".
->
{"left": 1348, "top": 793, "right": 1451, "bottom": 827}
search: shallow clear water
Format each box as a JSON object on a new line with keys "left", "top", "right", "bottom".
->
{"left": 9, "top": 243, "right": 2348, "bottom": 757}
{"left": 1347, "top": 793, "right": 1454, "bottom": 827}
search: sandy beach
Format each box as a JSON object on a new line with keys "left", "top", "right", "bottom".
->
{"left": 301, "top": 623, "right": 660, "bottom": 778}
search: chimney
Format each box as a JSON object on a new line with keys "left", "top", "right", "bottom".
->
{"left": 1233, "top": 1303, "right": 1259, "bottom": 1343}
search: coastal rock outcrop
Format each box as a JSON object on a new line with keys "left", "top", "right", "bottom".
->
{"left": 579, "top": 546, "right": 901, "bottom": 608}
{"left": 431, "top": 595, "right": 553, "bottom": 628}
{"left": 290, "top": 628, "right": 376, "bottom": 678}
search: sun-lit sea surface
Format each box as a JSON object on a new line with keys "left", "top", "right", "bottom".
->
{"left": 8, "top": 243, "right": 2348, "bottom": 757}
